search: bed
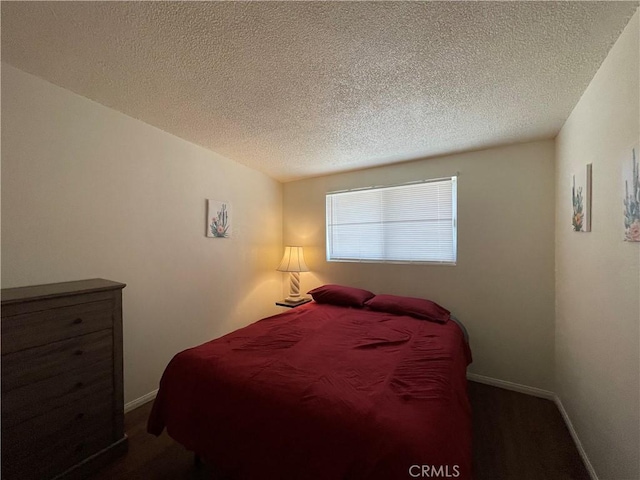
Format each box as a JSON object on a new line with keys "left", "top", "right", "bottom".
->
{"left": 148, "top": 290, "right": 472, "bottom": 479}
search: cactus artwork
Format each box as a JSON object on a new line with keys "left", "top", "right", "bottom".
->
{"left": 572, "top": 175, "right": 584, "bottom": 232}
{"left": 571, "top": 164, "right": 592, "bottom": 232}
{"left": 206, "top": 200, "right": 232, "bottom": 238}
{"left": 623, "top": 146, "right": 640, "bottom": 242}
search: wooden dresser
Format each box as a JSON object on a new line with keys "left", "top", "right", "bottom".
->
{"left": 1, "top": 279, "right": 127, "bottom": 480}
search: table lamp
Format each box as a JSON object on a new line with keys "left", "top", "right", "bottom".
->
{"left": 277, "top": 246, "right": 309, "bottom": 304}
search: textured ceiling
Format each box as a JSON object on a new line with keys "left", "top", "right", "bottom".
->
{"left": 2, "top": 2, "right": 638, "bottom": 182}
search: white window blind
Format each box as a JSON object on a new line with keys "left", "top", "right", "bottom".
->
{"left": 326, "top": 177, "right": 457, "bottom": 264}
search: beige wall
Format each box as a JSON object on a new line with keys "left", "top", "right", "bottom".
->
{"left": 555, "top": 9, "right": 639, "bottom": 480}
{"left": 284, "top": 140, "right": 556, "bottom": 390}
{"left": 1, "top": 64, "right": 284, "bottom": 404}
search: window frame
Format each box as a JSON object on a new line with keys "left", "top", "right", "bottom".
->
{"left": 325, "top": 176, "right": 457, "bottom": 266}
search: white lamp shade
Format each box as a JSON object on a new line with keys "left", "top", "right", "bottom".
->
{"left": 277, "top": 246, "right": 309, "bottom": 272}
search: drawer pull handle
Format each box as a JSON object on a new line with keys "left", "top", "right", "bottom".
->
{"left": 76, "top": 412, "right": 85, "bottom": 420}
{"left": 73, "top": 318, "right": 83, "bottom": 325}
{"left": 74, "top": 349, "right": 84, "bottom": 356}
{"left": 75, "top": 381, "right": 84, "bottom": 389}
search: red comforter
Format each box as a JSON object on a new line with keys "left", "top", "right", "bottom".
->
{"left": 148, "top": 302, "right": 472, "bottom": 479}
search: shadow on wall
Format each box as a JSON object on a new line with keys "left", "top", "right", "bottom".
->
{"left": 231, "top": 276, "right": 282, "bottom": 327}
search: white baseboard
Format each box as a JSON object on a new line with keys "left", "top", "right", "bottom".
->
{"left": 554, "top": 396, "right": 599, "bottom": 480}
{"left": 124, "top": 388, "right": 158, "bottom": 413}
{"left": 466, "top": 372, "right": 555, "bottom": 400}
{"left": 466, "top": 372, "right": 597, "bottom": 480}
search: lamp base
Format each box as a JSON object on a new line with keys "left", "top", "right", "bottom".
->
{"left": 283, "top": 296, "right": 309, "bottom": 305}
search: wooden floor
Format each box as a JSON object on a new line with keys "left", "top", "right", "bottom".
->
{"left": 469, "top": 382, "right": 589, "bottom": 480}
{"left": 91, "top": 381, "right": 590, "bottom": 480}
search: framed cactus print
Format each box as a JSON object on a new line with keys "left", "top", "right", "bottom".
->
{"left": 571, "top": 164, "right": 592, "bottom": 232}
{"left": 623, "top": 145, "right": 639, "bottom": 242}
{"left": 207, "top": 199, "right": 232, "bottom": 238}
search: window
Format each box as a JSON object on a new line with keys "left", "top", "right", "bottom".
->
{"left": 326, "top": 177, "right": 457, "bottom": 264}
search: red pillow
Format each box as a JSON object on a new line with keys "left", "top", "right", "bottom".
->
{"left": 307, "top": 284, "right": 375, "bottom": 308}
{"left": 364, "top": 294, "right": 450, "bottom": 323}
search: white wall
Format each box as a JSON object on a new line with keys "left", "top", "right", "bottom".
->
{"left": 1, "top": 64, "right": 284, "bottom": 404}
{"left": 555, "top": 9, "right": 639, "bottom": 480}
{"left": 284, "top": 140, "right": 556, "bottom": 391}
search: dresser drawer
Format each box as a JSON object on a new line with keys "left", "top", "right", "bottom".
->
{"left": 2, "top": 329, "right": 112, "bottom": 392}
{"left": 2, "top": 414, "right": 114, "bottom": 480}
{"left": 3, "top": 359, "right": 113, "bottom": 428}
{"left": 1, "top": 300, "right": 114, "bottom": 354}
{"left": 2, "top": 392, "right": 113, "bottom": 459}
